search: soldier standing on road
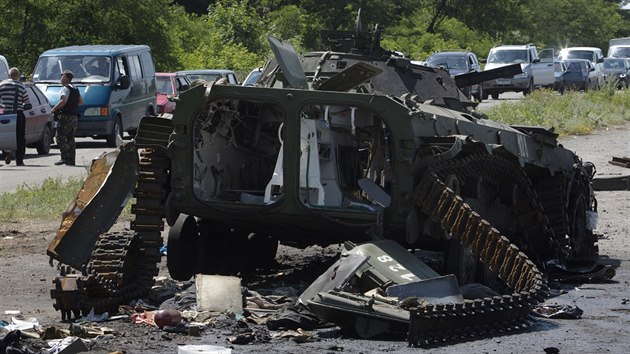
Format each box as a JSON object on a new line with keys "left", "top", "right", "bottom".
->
{"left": 51, "top": 70, "right": 83, "bottom": 166}
{"left": 0, "top": 67, "right": 31, "bottom": 166}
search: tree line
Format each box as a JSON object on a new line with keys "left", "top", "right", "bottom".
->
{"left": 1, "top": 0, "right": 628, "bottom": 80}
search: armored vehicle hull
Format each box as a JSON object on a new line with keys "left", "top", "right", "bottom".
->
{"left": 48, "top": 13, "right": 601, "bottom": 343}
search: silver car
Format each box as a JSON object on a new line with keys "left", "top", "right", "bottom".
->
{"left": 0, "top": 82, "right": 55, "bottom": 160}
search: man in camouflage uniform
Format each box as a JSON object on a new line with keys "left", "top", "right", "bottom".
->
{"left": 51, "top": 70, "right": 83, "bottom": 166}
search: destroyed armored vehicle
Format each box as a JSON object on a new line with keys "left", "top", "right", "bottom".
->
{"left": 48, "top": 12, "right": 600, "bottom": 341}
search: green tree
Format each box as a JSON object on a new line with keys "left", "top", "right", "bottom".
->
{"left": 522, "top": 0, "right": 623, "bottom": 50}
{"left": 0, "top": 0, "right": 57, "bottom": 72}
{"left": 0, "top": 0, "right": 180, "bottom": 73}
{"left": 383, "top": 8, "right": 494, "bottom": 61}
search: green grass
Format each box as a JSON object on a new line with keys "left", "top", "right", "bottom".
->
{"left": 0, "top": 177, "right": 86, "bottom": 222}
{"left": 0, "top": 176, "right": 134, "bottom": 222}
{"left": 481, "top": 84, "right": 630, "bottom": 136}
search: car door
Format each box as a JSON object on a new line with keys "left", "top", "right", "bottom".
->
{"left": 0, "top": 110, "right": 17, "bottom": 150}
{"left": 24, "top": 86, "right": 44, "bottom": 144}
{"left": 532, "top": 48, "right": 555, "bottom": 87}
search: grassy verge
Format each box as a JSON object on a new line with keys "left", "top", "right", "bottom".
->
{"left": 0, "top": 176, "right": 133, "bottom": 222}
{"left": 0, "top": 177, "right": 86, "bottom": 222}
{"left": 481, "top": 84, "right": 630, "bottom": 135}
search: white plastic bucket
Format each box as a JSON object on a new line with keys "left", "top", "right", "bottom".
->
{"left": 177, "top": 345, "right": 232, "bottom": 354}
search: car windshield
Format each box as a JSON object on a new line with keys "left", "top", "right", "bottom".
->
{"left": 487, "top": 49, "right": 528, "bottom": 64}
{"left": 608, "top": 47, "right": 630, "bottom": 58}
{"left": 604, "top": 59, "right": 625, "bottom": 70}
{"left": 156, "top": 76, "right": 174, "bottom": 94}
{"left": 243, "top": 70, "right": 261, "bottom": 86}
{"left": 32, "top": 55, "right": 112, "bottom": 83}
{"left": 426, "top": 55, "right": 467, "bottom": 69}
{"left": 561, "top": 50, "right": 594, "bottom": 61}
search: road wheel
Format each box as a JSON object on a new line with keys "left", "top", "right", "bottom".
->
{"left": 36, "top": 125, "right": 52, "bottom": 155}
{"left": 247, "top": 234, "right": 279, "bottom": 269}
{"left": 567, "top": 193, "right": 598, "bottom": 265}
{"left": 106, "top": 116, "right": 123, "bottom": 147}
{"left": 491, "top": 93, "right": 499, "bottom": 100}
{"left": 167, "top": 214, "right": 199, "bottom": 281}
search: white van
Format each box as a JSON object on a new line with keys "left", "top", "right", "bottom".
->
{"left": 557, "top": 47, "right": 605, "bottom": 88}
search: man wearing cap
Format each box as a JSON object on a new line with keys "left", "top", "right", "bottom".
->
{"left": 0, "top": 67, "right": 31, "bottom": 166}
{"left": 51, "top": 70, "right": 83, "bottom": 166}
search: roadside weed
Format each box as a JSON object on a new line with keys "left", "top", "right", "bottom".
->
{"left": 482, "top": 88, "right": 630, "bottom": 135}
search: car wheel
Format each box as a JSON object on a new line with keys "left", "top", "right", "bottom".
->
{"left": 523, "top": 79, "right": 534, "bottom": 96}
{"left": 475, "top": 85, "right": 483, "bottom": 103}
{"left": 491, "top": 93, "right": 499, "bottom": 100}
{"left": 36, "top": 125, "right": 52, "bottom": 155}
{"left": 106, "top": 116, "right": 123, "bottom": 147}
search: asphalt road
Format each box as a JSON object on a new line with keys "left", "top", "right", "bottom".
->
{"left": 0, "top": 137, "right": 119, "bottom": 193}
{"left": 477, "top": 91, "right": 523, "bottom": 110}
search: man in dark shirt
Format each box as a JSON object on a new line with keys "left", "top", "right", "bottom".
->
{"left": 51, "top": 70, "right": 83, "bottom": 166}
{"left": 0, "top": 67, "right": 31, "bottom": 166}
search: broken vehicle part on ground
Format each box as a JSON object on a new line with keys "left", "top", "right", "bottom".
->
{"left": 48, "top": 11, "right": 603, "bottom": 344}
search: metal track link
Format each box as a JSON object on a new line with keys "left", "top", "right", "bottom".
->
{"left": 51, "top": 148, "right": 169, "bottom": 320}
{"left": 408, "top": 153, "right": 546, "bottom": 346}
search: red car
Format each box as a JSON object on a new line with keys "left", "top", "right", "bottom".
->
{"left": 156, "top": 72, "right": 191, "bottom": 114}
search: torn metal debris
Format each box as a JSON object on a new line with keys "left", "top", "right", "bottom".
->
{"left": 609, "top": 156, "right": 630, "bottom": 168}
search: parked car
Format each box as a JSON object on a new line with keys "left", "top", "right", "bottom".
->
{"left": 156, "top": 72, "right": 192, "bottom": 113}
{"left": 425, "top": 51, "right": 483, "bottom": 101}
{"left": 0, "top": 54, "right": 8, "bottom": 80}
{"left": 177, "top": 69, "right": 239, "bottom": 85}
{"left": 603, "top": 58, "right": 630, "bottom": 89}
{"left": 560, "top": 59, "right": 598, "bottom": 92}
{"left": 554, "top": 60, "right": 568, "bottom": 93}
{"left": 557, "top": 47, "right": 605, "bottom": 88}
{"left": 482, "top": 44, "right": 555, "bottom": 99}
{"left": 32, "top": 45, "right": 157, "bottom": 147}
{"left": 608, "top": 37, "right": 630, "bottom": 58}
{"left": 242, "top": 67, "right": 263, "bottom": 86}
{"left": 0, "top": 82, "right": 54, "bottom": 158}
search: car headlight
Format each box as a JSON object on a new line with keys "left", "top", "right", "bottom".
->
{"left": 513, "top": 73, "right": 529, "bottom": 79}
{"left": 84, "top": 107, "right": 108, "bottom": 116}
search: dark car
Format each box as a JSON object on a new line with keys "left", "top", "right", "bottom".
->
{"left": 554, "top": 60, "right": 568, "bottom": 93}
{"left": 560, "top": 59, "right": 597, "bottom": 92}
{"left": 425, "top": 51, "right": 483, "bottom": 101}
{"left": 603, "top": 58, "right": 630, "bottom": 89}
{"left": 0, "top": 82, "right": 54, "bottom": 161}
{"left": 156, "top": 72, "right": 191, "bottom": 114}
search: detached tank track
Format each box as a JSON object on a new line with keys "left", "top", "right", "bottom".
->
{"left": 51, "top": 149, "right": 167, "bottom": 320}
{"left": 408, "top": 153, "right": 547, "bottom": 346}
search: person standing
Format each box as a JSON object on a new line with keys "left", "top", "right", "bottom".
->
{"left": 51, "top": 70, "right": 82, "bottom": 166}
{"left": 0, "top": 67, "right": 31, "bottom": 166}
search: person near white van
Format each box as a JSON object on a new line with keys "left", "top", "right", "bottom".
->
{"left": 51, "top": 70, "right": 83, "bottom": 166}
{"left": 0, "top": 67, "right": 31, "bottom": 166}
